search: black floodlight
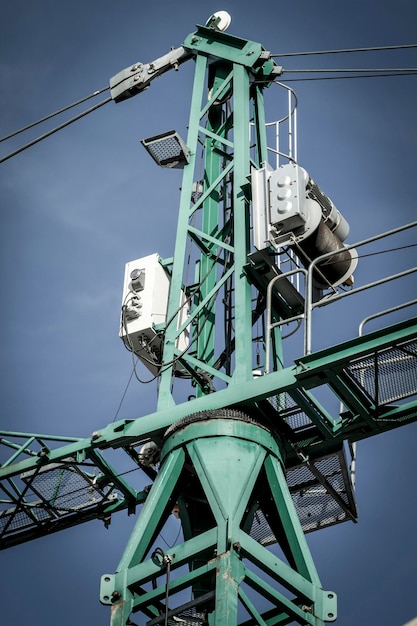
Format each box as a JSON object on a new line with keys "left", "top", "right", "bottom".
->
{"left": 141, "top": 130, "right": 190, "bottom": 169}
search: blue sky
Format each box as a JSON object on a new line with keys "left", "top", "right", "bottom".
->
{"left": 1, "top": 1, "right": 416, "bottom": 625}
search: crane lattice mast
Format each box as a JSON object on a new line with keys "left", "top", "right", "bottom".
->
{"left": 1, "top": 12, "right": 416, "bottom": 626}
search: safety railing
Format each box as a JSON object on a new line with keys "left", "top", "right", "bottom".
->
{"left": 304, "top": 221, "right": 417, "bottom": 354}
{"left": 265, "top": 220, "right": 417, "bottom": 370}
{"left": 359, "top": 299, "right": 417, "bottom": 336}
{"left": 251, "top": 82, "right": 299, "bottom": 168}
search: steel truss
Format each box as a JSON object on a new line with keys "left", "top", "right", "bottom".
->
{"left": 1, "top": 20, "right": 417, "bottom": 626}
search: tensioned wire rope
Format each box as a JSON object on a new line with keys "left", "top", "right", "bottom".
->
{"left": 1, "top": 43, "right": 416, "bottom": 163}
{"left": 273, "top": 43, "right": 417, "bottom": 82}
{"left": 0, "top": 86, "right": 110, "bottom": 143}
{"left": 0, "top": 95, "right": 112, "bottom": 164}
{"left": 282, "top": 71, "right": 417, "bottom": 82}
{"left": 271, "top": 43, "right": 417, "bottom": 57}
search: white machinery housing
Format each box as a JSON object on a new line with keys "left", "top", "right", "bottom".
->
{"left": 120, "top": 253, "right": 189, "bottom": 375}
{"left": 251, "top": 162, "right": 358, "bottom": 288}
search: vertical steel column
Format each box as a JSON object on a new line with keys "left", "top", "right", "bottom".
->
{"left": 157, "top": 47, "right": 272, "bottom": 402}
{"left": 230, "top": 64, "right": 253, "bottom": 385}
{"left": 194, "top": 66, "right": 226, "bottom": 386}
{"left": 156, "top": 53, "right": 208, "bottom": 410}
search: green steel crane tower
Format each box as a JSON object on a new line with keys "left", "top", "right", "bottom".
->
{"left": 1, "top": 11, "right": 416, "bottom": 626}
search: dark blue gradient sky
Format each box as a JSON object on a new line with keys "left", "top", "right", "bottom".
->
{"left": 1, "top": 1, "right": 416, "bottom": 625}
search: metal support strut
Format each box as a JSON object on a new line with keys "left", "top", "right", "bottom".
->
{"left": 100, "top": 410, "right": 337, "bottom": 625}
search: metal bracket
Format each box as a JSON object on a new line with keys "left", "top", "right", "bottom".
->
{"left": 109, "top": 46, "right": 193, "bottom": 103}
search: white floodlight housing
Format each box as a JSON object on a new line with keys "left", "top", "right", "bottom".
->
{"left": 205, "top": 11, "right": 232, "bottom": 32}
{"left": 251, "top": 162, "right": 358, "bottom": 288}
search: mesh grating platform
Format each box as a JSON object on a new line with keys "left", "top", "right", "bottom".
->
{"left": 150, "top": 611, "right": 207, "bottom": 626}
{"left": 0, "top": 459, "right": 118, "bottom": 543}
{"left": 269, "top": 392, "right": 312, "bottom": 430}
{"left": 250, "top": 510, "right": 275, "bottom": 546}
{"left": 21, "top": 463, "right": 108, "bottom": 512}
{"left": 286, "top": 450, "right": 356, "bottom": 533}
{"left": 261, "top": 391, "right": 357, "bottom": 536}
{"left": 346, "top": 338, "right": 417, "bottom": 405}
{"left": 0, "top": 503, "right": 51, "bottom": 533}
{"left": 167, "top": 613, "right": 206, "bottom": 626}
{"left": 250, "top": 447, "right": 356, "bottom": 541}
{"left": 267, "top": 392, "right": 319, "bottom": 447}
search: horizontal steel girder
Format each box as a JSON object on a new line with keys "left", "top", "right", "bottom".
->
{"left": 1, "top": 318, "right": 416, "bottom": 549}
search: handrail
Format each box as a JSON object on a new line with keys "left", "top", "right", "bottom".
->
{"left": 265, "top": 268, "right": 307, "bottom": 373}
{"left": 263, "top": 221, "right": 416, "bottom": 368}
{"left": 359, "top": 299, "right": 417, "bottom": 336}
{"left": 304, "top": 220, "right": 417, "bottom": 354}
{"left": 255, "top": 82, "right": 298, "bottom": 168}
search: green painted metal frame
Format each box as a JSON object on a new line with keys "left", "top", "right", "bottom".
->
{"left": 1, "top": 318, "right": 416, "bottom": 550}
{"left": 100, "top": 418, "right": 336, "bottom": 625}
{"left": 0, "top": 431, "right": 144, "bottom": 548}
{"left": 156, "top": 35, "right": 270, "bottom": 407}
{"left": 0, "top": 20, "right": 416, "bottom": 626}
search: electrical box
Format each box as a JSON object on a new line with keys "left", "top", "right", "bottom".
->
{"left": 251, "top": 162, "right": 358, "bottom": 287}
{"left": 120, "top": 253, "right": 189, "bottom": 375}
{"left": 252, "top": 162, "right": 321, "bottom": 249}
